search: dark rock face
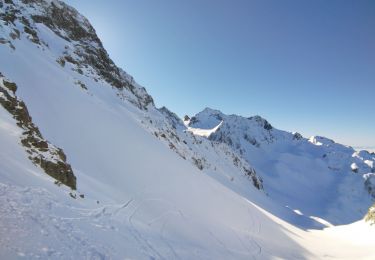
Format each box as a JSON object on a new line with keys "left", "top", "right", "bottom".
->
{"left": 243, "top": 133, "right": 259, "bottom": 147}
{"left": 364, "top": 175, "right": 375, "bottom": 199}
{"left": 188, "top": 116, "right": 199, "bottom": 125}
{"left": 3, "top": 80, "right": 17, "bottom": 92}
{"left": 210, "top": 131, "right": 233, "bottom": 146}
{"left": 159, "top": 106, "right": 185, "bottom": 130}
{"left": 0, "top": 1, "right": 18, "bottom": 25}
{"left": 0, "top": 75, "right": 76, "bottom": 190}
{"left": 192, "top": 157, "right": 204, "bottom": 170}
{"left": 248, "top": 115, "right": 273, "bottom": 130}
{"left": 293, "top": 132, "right": 303, "bottom": 140}
{"left": 243, "top": 167, "right": 263, "bottom": 190}
{"left": 29, "top": 1, "right": 129, "bottom": 89}
{"left": 1, "top": 0, "right": 153, "bottom": 110}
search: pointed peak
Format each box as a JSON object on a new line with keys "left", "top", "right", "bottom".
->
{"left": 199, "top": 107, "right": 223, "bottom": 115}
{"left": 188, "top": 107, "right": 224, "bottom": 129}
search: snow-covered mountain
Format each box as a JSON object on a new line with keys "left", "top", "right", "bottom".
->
{"left": 186, "top": 108, "right": 375, "bottom": 227}
{"left": 0, "top": 0, "right": 374, "bottom": 259}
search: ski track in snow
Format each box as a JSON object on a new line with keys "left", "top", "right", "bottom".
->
{"left": 0, "top": 0, "right": 375, "bottom": 259}
{"left": 0, "top": 183, "right": 159, "bottom": 259}
{"left": 0, "top": 182, "right": 270, "bottom": 259}
{"left": 0, "top": 183, "right": 111, "bottom": 259}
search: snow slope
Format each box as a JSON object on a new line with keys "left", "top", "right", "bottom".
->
{"left": 188, "top": 108, "right": 375, "bottom": 227}
{"left": 0, "top": 0, "right": 375, "bottom": 259}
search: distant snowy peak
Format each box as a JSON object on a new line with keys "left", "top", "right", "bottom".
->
{"left": 146, "top": 106, "right": 264, "bottom": 190}
{"left": 188, "top": 107, "right": 224, "bottom": 129}
{"left": 188, "top": 108, "right": 375, "bottom": 204}
{"left": 0, "top": 0, "right": 153, "bottom": 110}
{"left": 1, "top": 0, "right": 264, "bottom": 193}
{"left": 189, "top": 107, "right": 273, "bottom": 131}
{"left": 188, "top": 107, "right": 286, "bottom": 148}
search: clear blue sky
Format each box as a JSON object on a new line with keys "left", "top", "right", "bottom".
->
{"left": 65, "top": 0, "right": 374, "bottom": 148}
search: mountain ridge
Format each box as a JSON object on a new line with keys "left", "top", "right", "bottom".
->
{"left": 0, "top": 0, "right": 375, "bottom": 258}
{"left": 186, "top": 107, "right": 375, "bottom": 226}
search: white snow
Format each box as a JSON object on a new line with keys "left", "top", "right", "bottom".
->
{"left": 186, "top": 120, "right": 223, "bottom": 137}
{"left": 0, "top": 0, "right": 374, "bottom": 259}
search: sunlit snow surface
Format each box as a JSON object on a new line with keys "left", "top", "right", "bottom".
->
{"left": 1, "top": 109, "right": 374, "bottom": 259}
{"left": 188, "top": 108, "right": 375, "bottom": 227}
{"left": 185, "top": 119, "right": 223, "bottom": 137}
{"left": 0, "top": 0, "right": 375, "bottom": 259}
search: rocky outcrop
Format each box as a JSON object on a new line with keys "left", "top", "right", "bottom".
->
{"left": 146, "top": 106, "right": 264, "bottom": 190}
{"left": 364, "top": 173, "right": 375, "bottom": 199}
{"left": 0, "top": 0, "right": 154, "bottom": 110}
{"left": 1, "top": 1, "right": 264, "bottom": 193}
{"left": 365, "top": 203, "right": 375, "bottom": 225}
{"left": 0, "top": 74, "right": 76, "bottom": 190}
{"left": 247, "top": 115, "right": 273, "bottom": 130}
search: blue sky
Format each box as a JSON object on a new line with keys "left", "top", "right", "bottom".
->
{"left": 65, "top": 0, "right": 374, "bottom": 147}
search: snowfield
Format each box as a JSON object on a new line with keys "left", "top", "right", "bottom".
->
{"left": 0, "top": 0, "right": 375, "bottom": 259}
{"left": 2, "top": 107, "right": 375, "bottom": 259}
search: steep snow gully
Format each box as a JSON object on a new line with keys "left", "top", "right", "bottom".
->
{"left": 0, "top": 0, "right": 375, "bottom": 259}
